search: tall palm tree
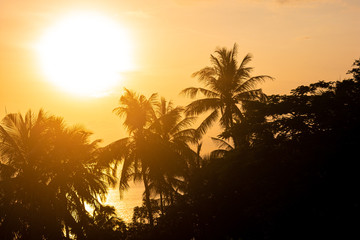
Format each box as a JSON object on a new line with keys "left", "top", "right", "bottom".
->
{"left": 105, "top": 90, "right": 197, "bottom": 225}
{"left": 0, "top": 110, "right": 60, "bottom": 239}
{"left": 181, "top": 43, "right": 272, "bottom": 147}
{"left": 148, "top": 97, "right": 197, "bottom": 211}
{"left": 0, "top": 110, "right": 110, "bottom": 239}
{"left": 107, "top": 89, "right": 158, "bottom": 226}
{"left": 46, "top": 117, "right": 111, "bottom": 238}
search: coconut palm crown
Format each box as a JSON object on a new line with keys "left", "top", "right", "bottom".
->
{"left": 181, "top": 43, "right": 273, "bottom": 138}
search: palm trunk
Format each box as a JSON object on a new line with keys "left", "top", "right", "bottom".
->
{"left": 142, "top": 170, "right": 154, "bottom": 226}
{"left": 196, "top": 143, "right": 202, "bottom": 169}
{"left": 65, "top": 225, "right": 70, "bottom": 239}
{"left": 160, "top": 191, "right": 164, "bottom": 215}
{"left": 170, "top": 191, "right": 174, "bottom": 205}
{"left": 60, "top": 189, "right": 70, "bottom": 239}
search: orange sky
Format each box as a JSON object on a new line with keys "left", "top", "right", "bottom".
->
{"left": 1, "top": 0, "right": 360, "bottom": 223}
{"left": 1, "top": 0, "right": 360, "bottom": 146}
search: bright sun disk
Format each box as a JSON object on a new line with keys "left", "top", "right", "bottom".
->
{"left": 37, "top": 12, "right": 133, "bottom": 97}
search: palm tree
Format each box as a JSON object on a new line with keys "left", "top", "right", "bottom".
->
{"left": 210, "top": 137, "right": 234, "bottom": 159}
{"left": 46, "top": 117, "right": 111, "bottom": 238}
{"left": 181, "top": 43, "right": 272, "bottom": 147}
{"left": 105, "top": 90, "right": 197, "bottom": 225}
{"left": 0, "top": 110, "right": 110, "bottom": 239}
{"left": 107, "top": 89, "right": 158, "bottom": 226}
{"left": 148, "top": 97, "right": 198, "bottom": 211}
{"left": 0, "top": 110, "right": 59, "bottom": 239}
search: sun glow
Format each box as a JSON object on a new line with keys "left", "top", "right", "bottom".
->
{"left": 37, "top": 12, "right": 133, "bottom": 97}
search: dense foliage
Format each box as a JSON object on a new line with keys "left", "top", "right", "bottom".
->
{"left": 1, "top": 45, "right": 359, "bottom": 239}
{"left": 147, "top": 76, "right": 360, "bottom": 239}
{"left": 0, "top": 111, "right": 120, "bottom": 239}
{"left": 122, "top": 58, "right": 360, "bottom": 239}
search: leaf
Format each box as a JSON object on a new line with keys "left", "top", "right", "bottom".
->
{"left": 210, "top": 149, "right": 228, "bottom": 158}
{"left": 211, "top": 137, "right": 234, "bottom": 150}
{"left": 235, "top": 75, "right": 273, "bottom": 93}
{"left": 197, "top": 110, "right": 219, "bottom": 136}
{"left": 185, "top": 98, "right": 221, "bottom": 116}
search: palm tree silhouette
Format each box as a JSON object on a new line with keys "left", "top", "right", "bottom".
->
{"left": 0, "top": 110, "right": 110, "bottom": 239}
{"left": 181, "top": 43, "right": 272, "bottom": 147}
{"left": 107, "top": 89, "right": 158, "bottom": 226}
{"left": 148, "top": 97, "right": 197, "bottom": 212}
{"left": 106, "top": 90, "right": 197, "bottom": 225}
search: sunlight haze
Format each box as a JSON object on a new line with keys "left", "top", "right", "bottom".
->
{"left": 1, "top": 0, "right": 359, "bottom": 225}
{"left": 36, "top": 11, "right": 133, "bottom": 97}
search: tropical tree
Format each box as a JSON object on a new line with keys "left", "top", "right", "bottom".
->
{"left": 0, "top": 110, "right": 111, "bottom": 239}
{"left": 148, "top": 97, "right": 198, "bottom": 212}
{"left": 105, "top": 89, "right": 158, "bottom": 226}
{"left": 104, "top": 90, "right": 197, "bottom": 225}
{"left": 86, "top": 205, "right": 127, "bottom": 240}
{"left": 181, "top": 43, "right": 272, "bottom": 147}
{"left": 46, "top": 116, "right": 112, "bottom": 239}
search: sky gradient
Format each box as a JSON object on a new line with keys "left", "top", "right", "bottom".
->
{"left": 1, "top": 0, "right": 360, "bottom": 144}
{"left": 1, "top": 0, "right": 360, "bottom": 222}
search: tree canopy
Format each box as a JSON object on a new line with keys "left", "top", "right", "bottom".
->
{"left": 1, "top": 47, "right": 359, "bottom": 240}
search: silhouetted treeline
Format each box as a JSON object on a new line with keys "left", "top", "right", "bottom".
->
{"left": 124, "top": 58, "right": 360, "bottom": 240}
{"left": 1, "top": 44, "right": 359, "bottom": 240}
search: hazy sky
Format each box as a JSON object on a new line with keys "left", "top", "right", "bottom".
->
{"left": 1, "top": 0, "right": 360, "bottom": 146}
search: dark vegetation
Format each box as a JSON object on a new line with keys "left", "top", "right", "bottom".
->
{"left": 1, "top": 45, "right": 359, "bottom": 239}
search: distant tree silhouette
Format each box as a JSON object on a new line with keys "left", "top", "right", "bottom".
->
{"left": 86, "top": 205, "right": 127, "bottom": 240}
{"left": 181, "top": 43, "right": 272, "bottom": 148}
{"left": 347, "top": 58, "right": 360, "bottom": 81}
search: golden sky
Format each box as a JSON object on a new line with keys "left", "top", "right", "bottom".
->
{"left": 1, "top": 0, "right": 360, "bottom": 145}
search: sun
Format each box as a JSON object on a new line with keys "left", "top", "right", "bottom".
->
{"left": 36, "top": 12, "right": 133, "bottom": 97}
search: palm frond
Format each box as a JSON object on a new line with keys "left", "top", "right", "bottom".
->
{"left": 197, "top": 109, "right": 219, "bottom": 136}
{"left": 99, "top": 137, "right": 130, "bottom": 166}
{"left": 210, "top": 149, "right": 229, "bottom": 159}
{"left": 239, "top": 53, "right": 253, "bottom": 69}
{"left": 148, "top": 93, "right": 159, "bottom": 106}
{"left": 197, "top": 87, "right": 220, "bottom": 97}
{"left": 180, "top": 87, "right": 219, "bottom": 99}
{"left": 185, "top": 98, "right": 221, "bottom": 116}
{"left": 235, "top": 89, "right": 267, "bottom": 102}
{"left": 232, "top": 104, "right": 245, "bottom": 122}
{"left": 151, "top": 106, "right": 184, "bottom": 135}
{"left": 118, "top": 158, "right": 134, "bottom": 198}
{"left": 210, "top": 52, "right": 224, "bottom": 71}
{"left": 169, "top": 116, "right": 197, "bottom": 136}
{"left": 172, "top": 128, "right": 199, "bottom": 143}
{"left": 231, "top": 43, "right": 239, "bottom": 62}
{"left": 236, "top": 75, "right": 273, "bottom": 93}
{"left": 191, "top": 67, "right": 215, "bottom": 79}
{"left": 211, "top": 137, "right": 234, "bottom": 150}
